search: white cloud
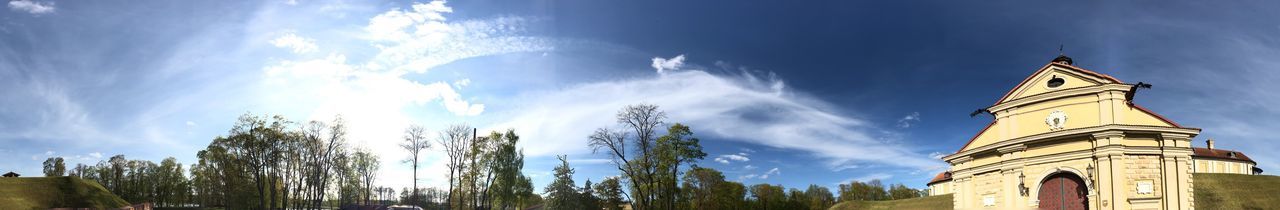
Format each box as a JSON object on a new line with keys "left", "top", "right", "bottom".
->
{"left": 362, "top": 0, "right": 551, "bottom": 74}
{"left": 452, "top": 79, "right": 471, "bottom": 89}
{"left": 928, "top": 152, "right": 947, "bottom": 160}
{"left": 185, "top": 121, "right": 196, "bottom": 126}
{"left": 897, "top": 112, "right": 920, "bottom": 128}
{"left": 270, "top": 33, "right": 319, "bottom": 54}
{"left": 713, "top": 154, "right": 750, "bottom": 164}
{"left": 743, "top": 165, "right": 757, "bottom": 170}
{"left": 88, "top": 152, "right": 102, "bottom": 159}
{"left": 759, "top": 167, "right": 781, "bottom": 179}
{"left": 44, "top": 150, "right": 53, "bottom": 155}
{"left": 491, "top": 56, "right": 943, "bottom": 170}
{"left": 8, "top": 0, "right": 54, "bottom": 14}
{"left": 651, "top": 54, "right": 686, "bottom": 74}
{"left": 254, "top": 0, "right": 553, "bottom": 190}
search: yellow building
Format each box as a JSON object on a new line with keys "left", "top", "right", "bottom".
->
{"left": 926, "top": 55, "right": 1260, "bottom": 210}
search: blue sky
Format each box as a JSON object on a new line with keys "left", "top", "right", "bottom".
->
{"left": 3, "top": 0, "right": 1279, "bottom": 193}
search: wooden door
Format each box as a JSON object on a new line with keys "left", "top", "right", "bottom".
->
{"left": 1038, "top": 173, "right": 1088, "bottom": 210}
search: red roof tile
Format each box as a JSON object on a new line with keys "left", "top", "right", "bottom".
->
{"left": 928, "top": 172, "right": 952, "bottom": 185}
{"left": 1192, "top": 147, "right": 1255, "bottom": 163}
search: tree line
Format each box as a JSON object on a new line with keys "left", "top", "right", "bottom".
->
{"left": 33, "top": 105, "right": 928, "bottom": 209}
{"left": 538, "top": 104, "right": 928, "bottom": 210}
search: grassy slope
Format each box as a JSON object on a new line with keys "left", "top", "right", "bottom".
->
{"left": 1194, "top": 173, "right": 1280, "bottom": 210}
{"left": 828, "top": 194, "right": 952, "bottom": 210}
{"left": 0, "top": 177, "right": 131, "bottom": 210}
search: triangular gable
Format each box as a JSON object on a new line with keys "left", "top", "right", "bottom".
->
{"left": 954, "top": 62, "right": 1184, "bottom": 154}
{"left": 994, "top": 63, "right": 1124, "bottom": 105}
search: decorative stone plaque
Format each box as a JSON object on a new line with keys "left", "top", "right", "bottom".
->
{"left": 1137, "top": 180, "right": 1154, "bottom": 195}
{"left": 1046, "top": 110, "right": 1067, "bottom": 130}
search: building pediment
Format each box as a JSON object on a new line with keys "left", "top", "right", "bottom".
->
{"left": 953, "top": 58, "right": 1186, "bottom": 154}
{"left": 995, "top": 62, "right": 1121, "bottom": 105}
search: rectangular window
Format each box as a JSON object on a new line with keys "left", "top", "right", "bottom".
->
{"left": 983, "top": 195, "right": 996, "bottom": 207}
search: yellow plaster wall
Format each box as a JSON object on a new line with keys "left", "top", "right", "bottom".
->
{"left": 1008, "top": 95, "right": 1101, "bottom": 137}
{"left": 1124, "top": 155, "right": 1164, "bottom": 199}
{"left": 962, "top": 95, "right": 1104, "bottom": 152}
{"left": 965, "top": 155, "right": 1001, "bottom": 171}
{"left": 1123, "top": 134, "right": 1161, "bottom": 147}
{"left": 1120, "top": 106, "right": 1175, "bottom": 127}
{"left": 1005, "top": 69, "right": 1103, "bottom": 102}
{"left": 960, "top": 122, "right": 1000, "bottom": 153}
{"left": 969, "top": 171, "right": 1004, "bottom": 209}
{"left": 1193, "top": 159, "right": 1254, "bottom": 174}
{"left": 1025, "top": 138, "right": 1093, "bottom": 158}
{"left": 930, "top": 181, "right": 953, "bottom": 196}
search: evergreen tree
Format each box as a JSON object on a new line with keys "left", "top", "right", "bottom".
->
{"left": 544, "top": 155, "right": 581, "bottom": 210}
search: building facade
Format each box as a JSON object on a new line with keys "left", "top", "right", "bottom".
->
{"left": 926, "top": 55, "right": 1259, "bottom": 210}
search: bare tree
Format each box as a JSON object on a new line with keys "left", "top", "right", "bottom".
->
{"left": 438, "top": 124, "right": 474, "bottom": 209}
{"left": 401, "top": 124, "right": 430, "bottom": 206}
{"left": 589, "top": 104, "right": 666, "bottom": 210}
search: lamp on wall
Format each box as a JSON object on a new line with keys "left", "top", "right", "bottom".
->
{"left": 1018, "top": 172, "right": 1028, "bottom": 196}
{"left": 1086, "top": 164, "right": 1097, "bottom": 187}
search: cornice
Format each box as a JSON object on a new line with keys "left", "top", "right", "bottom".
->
{"left": 996, "top": 144, "right": 1027, "bottom": 154}
{"left": 989, "top": 84, "right": 1132, "bottom": 113}
{"left": 943, "top": 124, "right": 1200, "bottom": 162}
{"left": 1091, "top": 131, "right": 1125, "bottom": 139}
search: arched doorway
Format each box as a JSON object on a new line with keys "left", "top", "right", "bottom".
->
{"left": 1038, "top": 172, "right": 1088, "bottom": 210}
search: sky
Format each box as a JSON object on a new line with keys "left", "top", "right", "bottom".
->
{"left": 3, "top": 0, "right": 1280, "bottom": 193}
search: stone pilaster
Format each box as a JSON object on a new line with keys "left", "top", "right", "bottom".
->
{"left": 1160, "top": 133, "right": 1194, "bottom": 210}
{"left": 998, "top": 144, "right": 1026, "bottom": 209}
{"left": 1092, "top": 131, "right": 1125, "bottom": 210}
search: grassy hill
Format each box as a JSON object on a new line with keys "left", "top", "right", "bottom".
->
{"left": 828, "top": 194, "right": 952, "bottom": 210}
{"left": 0, "top": 176, "right": 131, "bottom": 210}
{"left": 1194, "top": 173, "right": 1280, "bottom": 210}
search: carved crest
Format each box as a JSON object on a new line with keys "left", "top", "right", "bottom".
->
{"left": 1046, "top": 110, "right": 1067, "bottom": 130}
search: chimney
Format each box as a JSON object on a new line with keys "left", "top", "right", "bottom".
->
{"left": 1206, "top": 138, "right": 1215, "bottom": 150}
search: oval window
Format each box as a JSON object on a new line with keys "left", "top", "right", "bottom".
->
{"left": 1047, "top": 76, "right": 1065, "bottom": 88}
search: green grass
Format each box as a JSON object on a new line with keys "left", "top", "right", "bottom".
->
{"left": 828, "top": 194, "right": 952, "bottom": 210}
{"left": 1194, "top": 173, "right": 1280, "bottom": 210}
{"left": 0, "top": 176, "right": 131, "bottom": 210}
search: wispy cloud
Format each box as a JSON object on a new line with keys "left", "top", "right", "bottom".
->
{"left": 270, "top": 33, "right": 319, "bottom": 54}
{"left": 760, "top": 167, "right": 780, "bottom": 179}
{"left": 8, "top": 0, "right": 54, "bottom": 14}
{"left": 492, "top": 55, "right": 943, "bottom": 170}
{"left": 897, "top": 112, "right": 920, "bottom": 128}
{"left": 740, "top": 167, "right": 781, "bottom": 180}
{"left": 362, "top": 1, "right": 552, "bottom": 74}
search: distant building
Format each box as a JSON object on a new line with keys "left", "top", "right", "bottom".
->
{"left": 925, "top": 55, "right": 1262, "bottom": 210}
{"left": 1191, "top": 139, "right": 1259, "bottom": 175}
{"left": 2, "top": 172, "right": 19, "bottom": 177}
